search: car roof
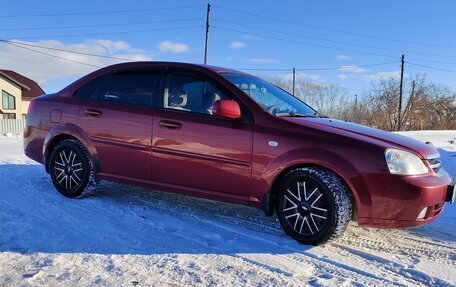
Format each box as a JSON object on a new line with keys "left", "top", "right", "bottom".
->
{"left": 97, "top": 61, "right": 245, "bottom": 75}
{"left": 60, "top": 61, "right": 249, "bottom": 95}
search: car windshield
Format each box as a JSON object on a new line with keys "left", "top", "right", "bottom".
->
{"left": 221, "top": 72, "right": 319, "bottom": 117}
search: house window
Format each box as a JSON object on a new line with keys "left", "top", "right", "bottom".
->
{"left": 2, "top": 90, "right": 16, "bottom": 110}
{"left": 3, "top": 113, "right": 16, "bottom": 119}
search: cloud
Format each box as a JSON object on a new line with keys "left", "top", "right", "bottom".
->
{"left": 158, "top": 40, "right": 189, "bottom": 53}
{"left": 229, "top": 41, "right": 246, "bottom": 49}
{"left": 337, "top": 74, "right": 356, "bottom": 80}
{"left": 336, "top": 55, "right": 350, "bottom": 60}
{"left": 338, "top": 65, "right": 367, "bottom": 74}
{"left": 246, "top": 58, "right": 279, "bottom": 64}
{"left": 363, "top": 71, "right": 402, "bottom": 81}
{"left": 0, "top": 39, "right": 151, "bottom": 86}
{"left": 337, "top": 74, "right": 348, "bottom": 80}
{"left": 279, "top": 72, "right": 320, "bottom": 81}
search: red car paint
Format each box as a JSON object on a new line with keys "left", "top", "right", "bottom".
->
{"left": 24, "top": 61, "right": 453, "bottom": 228}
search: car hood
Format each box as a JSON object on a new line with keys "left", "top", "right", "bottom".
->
{"left": 282, "top": 117, "right": 438, "bottom": 159}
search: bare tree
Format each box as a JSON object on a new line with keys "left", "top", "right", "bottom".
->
{"left": 363, "top": 74, "right": 456, "bottom": 131}
{"left": 268, "top": 73, "right": 455, "bottom": 131}
{"left": 272, "top": 78, "right": 350, "bottom": 118}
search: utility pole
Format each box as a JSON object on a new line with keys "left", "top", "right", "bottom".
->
{"left": 410, "top": 80, "right": 415, "bottom": 130}
{"left": 398, "top": 54, "right": 405, "bottom": 131}
{"left": 401, "top": 80, "right": 415, "bottom": 129}
{"left": 292, "top": 67, "right": 296, "bottom": 96}
{"left": 354, "top": 94, "right": 358, "bottom": 122}
{"left": 419, "top": 113, "right": 423, "bottom": 130}
{"left": 204, "top": 3, "right": 211, "bottom": 65}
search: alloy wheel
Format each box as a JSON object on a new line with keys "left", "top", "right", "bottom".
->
{"left": 282, "top": 181, "right": 328, "bottom": 235}
{"left": 53, "top": 149, "right": 84, "bottom": 190}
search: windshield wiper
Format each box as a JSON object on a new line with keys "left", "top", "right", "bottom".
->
{"left": 276, "top": 112, "right": 327, "bottom": 118}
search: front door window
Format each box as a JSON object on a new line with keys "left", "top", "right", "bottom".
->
{"left": 162, "top": 74, "right": 227, "bottom": 115}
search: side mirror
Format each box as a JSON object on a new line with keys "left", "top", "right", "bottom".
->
{"left": 212, "top": 100, "right": 242, "bottom": 119}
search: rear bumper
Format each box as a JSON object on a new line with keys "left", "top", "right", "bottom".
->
{"left": 24, "top": 126, "right": 47, "bottom": 164}
{"left": 358, "top": 172, "right": 453, "bottom": 228}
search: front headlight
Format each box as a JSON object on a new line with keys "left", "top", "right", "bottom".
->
{"left": 385, "top": 149, "right": 429, "bottom": 176}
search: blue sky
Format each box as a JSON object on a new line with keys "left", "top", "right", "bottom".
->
{"left": 1, "top": 0, "right": 455, "bottom": 95}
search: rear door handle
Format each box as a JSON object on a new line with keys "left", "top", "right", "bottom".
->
{"left": 159, "top": 120, "right": 182, "bottom": 130}
{"left": 85, "top": 109, "right": 103, "bottom": 118}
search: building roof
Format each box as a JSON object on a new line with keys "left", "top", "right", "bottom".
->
{"left": 0, "top": 70, "right": 45, "bottom": 99}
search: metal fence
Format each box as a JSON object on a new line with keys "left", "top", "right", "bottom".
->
{"left": 0, "top": 119, "right": 26, "bottom": 135}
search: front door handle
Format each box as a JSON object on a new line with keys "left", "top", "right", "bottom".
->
{"left": 159, "top": 120, "right": 182, "bottom": 130}
{"left": 85, "top": 109, "right": 103, "bottom": 118}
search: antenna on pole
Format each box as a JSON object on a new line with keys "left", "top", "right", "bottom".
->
{"left": 204, "top": 3, "right": 211, "bottom": 64}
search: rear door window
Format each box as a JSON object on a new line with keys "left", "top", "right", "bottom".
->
{"left": 92, "top": 72, "right": 157, "bottom": 107}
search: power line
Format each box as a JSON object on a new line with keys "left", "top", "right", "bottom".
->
{"left": 0, "top": 39, "right": 404, "bottom": 80}
{"left": 1, "top": 41, "right": 100, "bottom": 68}
{"left": 406, "top": 57, "right": 456, "bottom": 66}
{"left": 234, "top": 68, "right": 292, "bottom": 71}
{"left": 215, "top": 26, "right": 456, "bottom": 66}
{"left": 215, "top": 5, "right": 456, "bottom": 51}
{"left": 298, "top": 61, "right": 398, "bottom": 71}
{"left": 0, "top": 5, "right": 205, "bottom": 18}
{"left": 0, "top": 18, "right": 203, "bottom": 31}
{"left": 214, "top": 18, "right": 456, "bottom": 61}
{"left": 232, "top": 61, "right": 398, "bottom": 72}
{"left": 408, "top": 62, "right": 456, "bottom": 73}
{"left": 214, "top": 26, "right": 399, "bottom": 59}
{"left": 0, "top": 40, "right": 138, "bottom": 61}
{"left": 2, "top": 40, "right": 398, "bottom": 73}
{"left": 9, "top": 25, "right": 202, "bottom": 40}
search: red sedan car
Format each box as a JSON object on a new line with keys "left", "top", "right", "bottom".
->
{"left": 24, "top": 62, "right": 455, "bottom": 245}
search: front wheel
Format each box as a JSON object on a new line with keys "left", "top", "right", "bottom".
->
{"left": 276, "top": 167, "right": 352, "bottom": 245}
{"left": 49, "top": 139, "right": 98, "bottom": 198}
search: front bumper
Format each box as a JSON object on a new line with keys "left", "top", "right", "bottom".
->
{"left": 358, "top": 172, "right": 453, "bottom": 228}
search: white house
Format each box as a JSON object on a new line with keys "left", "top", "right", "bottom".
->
{"left": 0, "top": 70, "right": 45, "bottom": 119}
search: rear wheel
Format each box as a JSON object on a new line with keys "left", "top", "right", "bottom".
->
{"left": 49, "top": 139, "right": 97, "bottom": 198}
{"left": 276, "top": 167, "right": 352, "bottom": 245}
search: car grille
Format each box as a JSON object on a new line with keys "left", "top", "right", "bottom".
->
{"left": 427, "top": 158, "right": 443, "bottom": 174}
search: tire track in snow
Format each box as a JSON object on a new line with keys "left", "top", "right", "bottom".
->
{"left": 192, "top": 217, "right": 402, "bottom": 286}
{"left": 336, "top": 230, "right": 456, "bottom": 265}
{"left": 330, "top": 243, "right": 454, "bottom": 287}
{"left": 2, "top": 162, "right": 454, "bottom": 286}
{"left": 139, "top": 195, "right": 400, "bottom": 286}
{"left": 98, "top": 181, "right": 456, "bottom": 286}
{"left": 279, "top": 253, "right": 400, "bottom": 287}
{"left": 102, "top": 183, "right": 384, "bottom": 285}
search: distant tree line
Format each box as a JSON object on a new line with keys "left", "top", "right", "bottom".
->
{"left": 272, "top": 74, "right": 456, "bottom": 131}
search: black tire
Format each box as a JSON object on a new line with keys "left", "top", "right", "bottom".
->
{"left": 49, "top": 139, "right": 97, "bottom": 198}
{"left": 275, "top": 167, "right": 352, "bottom": 245}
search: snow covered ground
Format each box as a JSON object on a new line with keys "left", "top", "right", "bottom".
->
{"left": 0, "top": 131, "right": 455, "bottom": 287}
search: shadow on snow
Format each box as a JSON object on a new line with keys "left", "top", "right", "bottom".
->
{"left": 0, "top": 162, "right": 454, "bottom": 257}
